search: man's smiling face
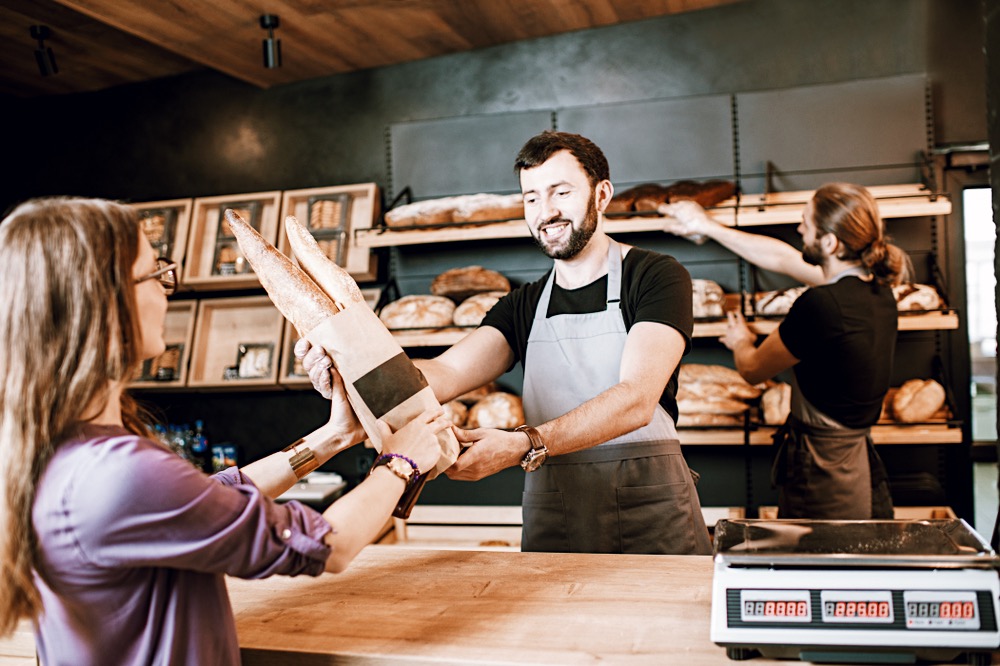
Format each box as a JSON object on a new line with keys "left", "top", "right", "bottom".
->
{"left": 520, "top": 150, "right": 598, "bottom": 260}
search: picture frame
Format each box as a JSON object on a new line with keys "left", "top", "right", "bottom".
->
{"left": 137, "top": 207, "right": 178, "bottom": 258}
{"left": 236, "top": 342, "right": 274, "bottom": 379}
{"left": 212, "top": 200, "right": 261, "bottom": 276}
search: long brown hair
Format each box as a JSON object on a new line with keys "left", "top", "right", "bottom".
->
{"left": 0, "top": 197, "right": 152, "bottom": 635}
{"left": 812, "top": 182, "right": 910, "bottom": 286}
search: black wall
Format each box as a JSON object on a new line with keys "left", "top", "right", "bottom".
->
{"left": 0, "top": 0, "right": 991, "bottom": 508}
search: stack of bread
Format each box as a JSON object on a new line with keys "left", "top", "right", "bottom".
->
{"left": 880, "top": 378, "right": 948, "bottom": 423}
{"left": 442, "top": 383, "right": 525, "bottom": 430}
{"left": 384, "top": 193, "right": 524, "bottom": 228}
{"left": 380, "top": 266, "right": 512, "bottom": 332}
{"left": 676, "top": 364, "right": 763, "bottom": 427}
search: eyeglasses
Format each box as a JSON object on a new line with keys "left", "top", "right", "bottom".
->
{"left": 135, "top": 258, "right": 179, "bottom": 296}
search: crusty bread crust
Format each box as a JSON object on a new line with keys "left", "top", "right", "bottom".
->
{"left": 225, "top": 209, "right": 339, "bottom": 333}
{"left": 285, "top": 215, "right": 365, "bottom": 309}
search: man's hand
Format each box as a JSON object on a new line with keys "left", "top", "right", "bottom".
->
{"left": 445, "top": 427, "right": 527, "bottom": 481}
{"left": 294, "top": 337, "right": 334, "bottom": 399}
{"left": 719, "top": 310, "right": 757, "bottom": 352}
{"left": 326, "top": 362, "right": 365, "bottom": 445}
{"left": 659, "top": 200, "right": 714, "bottom": 244}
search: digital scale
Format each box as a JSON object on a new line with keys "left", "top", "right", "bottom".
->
{"left": 710, "top": 519, "right": 1000, "bottom": 664}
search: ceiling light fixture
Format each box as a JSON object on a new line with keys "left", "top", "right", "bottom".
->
{"left": 30, "top": 25, "right": 58, "bottom": 77}
{"left": 260, "top": 14, "right": 281, "bottom": 69}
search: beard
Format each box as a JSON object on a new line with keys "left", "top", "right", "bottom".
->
{"left": 532, "top": 191, "right": 598, "bottom": 260}
{"left": 802, "top": 239, "right": 825, "bottom": 267}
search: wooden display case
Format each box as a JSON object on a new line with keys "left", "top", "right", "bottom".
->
{"left": 279, "top": 183, "right": 380, "bottom": 282}
{"left": 129, "top": 198, "right": 193, "bottom": 277}
{"left": 188, "top": 296, "right": 285, "bottom": 388}
{"left": 278, "top": 287, "right": 382, "bottom": 388}
{"left": 131, "top": 300, "right": 197, "bottom": 389}
{"left": 184, "top": 191, "right": 282, "bottom": 290}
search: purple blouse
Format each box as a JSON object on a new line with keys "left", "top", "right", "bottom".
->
{"left": 31, "top": 424, "right": 332, "bottom": 665}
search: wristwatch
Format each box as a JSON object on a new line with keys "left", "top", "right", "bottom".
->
{"left": 515, "top": 425, "right": 548, "bottom": 472}
{"left": 369, "top": 454, "right": 417, "bottom": 484}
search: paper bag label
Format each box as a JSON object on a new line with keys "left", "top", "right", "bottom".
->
{"left": 352, "top": 351, "right": 428, "bottom": 419}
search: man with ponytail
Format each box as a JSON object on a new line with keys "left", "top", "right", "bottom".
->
{"left": 662, "top": 183, "right": 909, "bottom": 519}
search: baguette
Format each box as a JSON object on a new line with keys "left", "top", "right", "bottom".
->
{"left": 284, "top": 214, "right": 365, "bottom": 309}
{"left": 225, "top": 209, "right": 339, "bottom": 333}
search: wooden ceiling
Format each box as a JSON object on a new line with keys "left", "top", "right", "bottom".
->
{"left": 1, "top": 0, "right": 739, "bottom": 98}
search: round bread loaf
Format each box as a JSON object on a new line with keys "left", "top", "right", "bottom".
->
{"left": 442, "top": 400, "right": 468, "bottom": 427}
{"left": 891, "top": 378, "right": 946, "bottom": 423}
{"left": 893, "top": 283, "right": 943, "bottom": 311}
{"left": 465, "top": 392, "right": 524, "bottom": 429}
{"left": 455, "top": 382, "right": 499, "bottom": 404}
{"left": 453, "top": 291, "right": 505, "bottom": 327}
{"left": 378, "top": 294, "right": 455, "bottom": 331}
{"left": 692, "top": 279, "right": 725, "bottom": 319}
{"left": 430, "top": 266, "right": 511, "bottom": 302}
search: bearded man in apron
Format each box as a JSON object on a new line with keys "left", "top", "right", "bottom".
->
{"left": 295, "top": 131, "right": 711, "bottom": 554}
{"left": 663, "top": 184, "right": 908, "bottom": 519}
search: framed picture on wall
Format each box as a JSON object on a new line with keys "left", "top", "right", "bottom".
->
{"left": 236, "top": 342, "right": 274, "bottom": 379}
{"left": 212, "top": 201, "right": 260, "bottom": 276}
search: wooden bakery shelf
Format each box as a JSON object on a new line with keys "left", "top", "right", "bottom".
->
{"left": 354, "top": 184, "right": 951, "bottom": 249}
{"left": 131, "top": 300, "right": 197, "bottom": 389}
{"left": 129, "top": 198, "right": 193, "bottom": 279}
{"left": 279, "top": 183, "right": 380, "bottom": 282}
{"left": 680, "top": 422, "right": 962, "bottom": 446}
{"left": 188, "top": 296, "right": 286, "bottom": 389}
{"left": 183, "top": 191, "right": 282, "bottom": 290}
{"left": 679, "top": 428, "right": 775, "bottom": 445}
{"left": 692, "top": 310, "right": 958, "bottom": 338}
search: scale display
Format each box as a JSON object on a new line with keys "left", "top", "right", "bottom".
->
{"left": 710, "top": 519, "right": 1000, "bottom": 664}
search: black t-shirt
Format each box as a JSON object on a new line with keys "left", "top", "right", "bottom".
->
{"left": 480, "top": 246, "right": 693, "bottom": 422}
{"left": 778, "top": 276, "right": 898, "bottom": 428}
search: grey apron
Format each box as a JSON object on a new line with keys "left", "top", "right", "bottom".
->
{"left": 520, "top": 239, "right": 711, "bottom": 554}
{"left": 770, "top": 268, "right": 894, "bottom": 520}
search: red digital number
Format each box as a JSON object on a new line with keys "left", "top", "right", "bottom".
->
{"left": 940, "top": 603, "right": 951, "bottom": 618}
{"left": 857, "top": 602, "right": 868, "bottom": 617}
{"left": 835, "top": 602, "right": 845, "bottom": 617}
{"left": 765, "top": 601, "right": 775, "bottom": 616}
{"left": 879, "top": 602, "right": 890, "bottom": 618}
{"left": 964, "top": 602, "right": 975, "bottom": 619}
{"left": 846, "top": 602, "right": 856, "bottom": 617}
{"left": 775, "top": 602, "right": 785, "bottom": 616}
{"left": 798, "top": 602, "right": 809, "bottom": 617}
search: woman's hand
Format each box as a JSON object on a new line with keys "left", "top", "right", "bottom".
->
{"left": 294, "top": 337, "right": 334, "bottom": 399}
{"left": 375, "top": 408, "right": 450, "bottom": 477}
{"left": 719, "top": 310, "right": 757, "bottom": 351}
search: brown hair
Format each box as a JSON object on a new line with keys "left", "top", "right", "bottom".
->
{"left": 812, "top": 183, "right": 910, "bottom": 286}
{"left": 0, "top": 197, "right": 152, "bottom": 635}
{"left": 514, "top": 130, "right": 610, "bottom": 187}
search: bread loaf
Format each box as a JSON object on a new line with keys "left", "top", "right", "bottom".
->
{"left": 681, "top": 380, "right": 762, "bottom": 402}
{"left": 465, "top": 392, "right": 525, "bottom": 429}
{"left": 608, "top": 179, "right": 736, "bottom": 214}
{"left": 755, "top": 286, "right": 808, "bottom": 316}
{"left": 679, "top": 364, "right": 748, "bottom": 386}
{"left": 455, "top": 382, "right": 499, "bottom": 404}
{"left": 453, "top": 291, "right": 505, "bottom": 327}
{"left": 379, "top": 295, "right": 456, "bottom": 332}
{"left": 285, "top": 214, "right": 366, "bottom": 309}
{"left": 893, "top": 283, "right": 943, "bottom": 311}
{"left": 677, "top": 394, "right": 750, "bottom": 416}
{"left": 384, "top": 193, "right": 524, "bottom": 227}
{"left": 677, "top": 413, "right": 744, "bottom": 427}
{"left": 224, "top": 209, "right": 339, "bottom": 333}
{"left": 761, "top": 382, "right": 791, "bottom": 425}
{"left": 442, "top": 400, "right": 468, "bottom": 427}
{"left": 692, "top": 279, "right": 725, "bottom": 319}
{"left": 891, "top": 379, "right": 946, "bottom": 423}
{"left": 431, "top": 266, "right": 511, "bottom": 302}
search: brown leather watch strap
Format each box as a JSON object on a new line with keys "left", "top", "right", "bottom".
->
{"left": 515, "top": 425, "right": 545, "bottom": 453}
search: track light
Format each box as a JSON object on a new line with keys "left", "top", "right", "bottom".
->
{"left": 260, "top": 14, "right": 281, "bottom": 69}
{"left": 30, "top": 25, "right": 58, "bottom": 77}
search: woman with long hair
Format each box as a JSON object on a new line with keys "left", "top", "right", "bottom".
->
{"left": 0, "top": 197, "right": 448, "bottom": 664}
{"left": 663, "top": 183, "right": 909, "bottom": 519}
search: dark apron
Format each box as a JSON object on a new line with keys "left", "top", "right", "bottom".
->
{"left": 771, "top": 412, "right": 893, "bottom": 520}
{"left": 520, "top": 239, "right": 711, "bottom": 554}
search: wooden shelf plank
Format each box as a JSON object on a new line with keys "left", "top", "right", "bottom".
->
{"left": 679, "top": 423, "right": 962, "bottom": 446}
{"left": 354, "top": 185, "right": 952, "bottom": 249}
{"left": 691, "top": 311, "right": 957, "bottom": 338}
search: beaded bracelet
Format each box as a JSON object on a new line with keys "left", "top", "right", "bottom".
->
{"left": 373, "top": 452, "right": 421, "bottom": 480}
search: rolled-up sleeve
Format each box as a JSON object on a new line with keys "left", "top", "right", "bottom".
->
{"left": 67, "top": 436, "right": 332, "bottom": 578}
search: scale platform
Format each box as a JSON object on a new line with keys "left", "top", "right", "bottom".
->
{"left": 710, "top": 519, "right": 1000, "bottom": 664}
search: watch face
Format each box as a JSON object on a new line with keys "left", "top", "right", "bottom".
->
{"left": 387, "top": 457, "right": 415, "bottom": 482}
{"left": 521, "top": 450, "right": 546, "bottom": 472}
